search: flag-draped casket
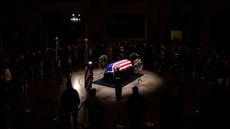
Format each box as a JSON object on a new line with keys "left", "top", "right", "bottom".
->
{"left": 103, "top": 59, "right": 133, "bottom": 83}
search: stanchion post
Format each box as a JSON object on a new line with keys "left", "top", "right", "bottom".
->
{"left": 181, "top": 64, "right": 184, "bottom": 80}
{"left": 84, "top": 38, "right": 91, "bottom": 92}
{"left": 24, "top": 79, "right": 32, "bottom": 113}
{"left": 88, "top": 61, "right": 93, "bottom": 91}
{"left": 84, "top": 38, "right": 88, "bottom": 86}
{"left": 55, "top": 36, "right": 59, "bottom": 62}
{"left": 85, "top": 61, "right": 93, "bottom": 92}
{"left": 31, "top": 66, "right": 34, "bottom": 82}
{"left": 84, "top": 38, "right": 89, "bottom": 67}
{"left": 192, "top": 65, "right": 196, "bottom": 82}
{"left": 40, "top": 60, "right": 44, "bottom": 80}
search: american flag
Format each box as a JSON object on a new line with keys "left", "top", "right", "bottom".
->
{"left": 104, "top": 59, "right": 132, "bottom": 75}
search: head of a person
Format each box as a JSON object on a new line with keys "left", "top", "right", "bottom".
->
{"left": 132, "top": 86, "right": 139, "bottom": 94}
{"left": 66, "top": 78, "right": 73, "bottom": 89}
{"left": 88, "top": 88, "right": 96, "bottom": 96}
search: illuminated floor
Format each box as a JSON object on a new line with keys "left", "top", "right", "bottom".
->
{"left": 71, "top": 69, "right": 163, "bottom": 129}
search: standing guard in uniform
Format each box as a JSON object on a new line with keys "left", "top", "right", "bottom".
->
{"left": 60, "top": 76, "right": 80, "bottom": 129}
{"left": 114, "top": 65, "right": 122, "bottom": 101}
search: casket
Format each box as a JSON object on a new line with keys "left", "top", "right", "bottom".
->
{"left": 102, "top": 59, "right": 133, "bottom": 83}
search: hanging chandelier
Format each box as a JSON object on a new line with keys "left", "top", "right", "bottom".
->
{"left": 70, "top": 13, "right": 81, "bottom": 22}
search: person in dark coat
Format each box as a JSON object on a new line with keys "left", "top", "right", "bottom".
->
{"left": 84, "top": 88, "right": 105, "bottom": 129}
{"left": 60, "top": 77, "right": 80, "bottom": 129}
{"left": 126, "top": 86, "right": 145, "bottom": 129}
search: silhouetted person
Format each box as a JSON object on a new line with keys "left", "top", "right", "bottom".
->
{"left": 114, "top": 66, "right": 122, "bottom": 101}
{"left": 60, "top": 77, "right": 80, "bottom": 129}
{"left": 126, "top": 86, "right": 145, "bottom": 129}
{"left": 84, "top": 88, "right": 105, "bottom": 129}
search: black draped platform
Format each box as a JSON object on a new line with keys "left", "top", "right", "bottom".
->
{"left": 93, "top": 73, "right": 143, "bottom": 87}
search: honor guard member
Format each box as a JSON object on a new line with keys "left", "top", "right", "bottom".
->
{"left": 114, "top": 65, "right": 122, "bottom": 101}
